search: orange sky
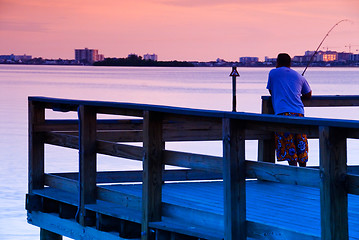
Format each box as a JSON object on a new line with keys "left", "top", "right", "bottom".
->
{"left": 0, "top": 0, "right": 358, "bottom": 61}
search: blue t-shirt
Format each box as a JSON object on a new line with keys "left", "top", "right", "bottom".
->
{"left": 267, "top": 67, "right": 311, "bottom": 115}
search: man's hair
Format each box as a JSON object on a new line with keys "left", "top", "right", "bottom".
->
{"left": 276, "top": 53, "right": 291, "bottom": 68}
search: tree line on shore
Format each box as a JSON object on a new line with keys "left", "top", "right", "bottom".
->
{"left": 94, "top": 55, "right": 194, "bottom": 67}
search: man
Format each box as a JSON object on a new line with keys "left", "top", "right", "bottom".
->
{"left": 266, "top": 53, "right": 312, "bottom": 167}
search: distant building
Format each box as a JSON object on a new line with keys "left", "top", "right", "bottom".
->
{"left": 295, "top": 50, "right": 339, "bottom": 62}
{"left": 239, "top": 57, "right": 259, "bottom": 64}
{"left": 264, "top": 56, "right": 276, "bottom": 65}
{"left": 75, "top": 48, "right": 104, "bottom": 64}
{"left": 337, "top": 52, "right": 352, "bottom": 62}
{"left": 128, "top": 53, "right": 139, "bottom": 58}
{"left": 293, "top": 55, "right": 306, "bottom": 63}
{"left": 303, "top": 51, "right": 322, "bottom": 62}
{"left": 0, "top": 54, "right": 32, "bottom": 62}
{"left": 322, "top": 51, "right": 337, "bottom": 62}
{"left": 143, "top": 53, "right": 158, "bottom": 61}
{"left": 351, "top": 54, "right": 359, "bottom": 62}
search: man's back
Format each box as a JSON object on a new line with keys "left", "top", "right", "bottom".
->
{"left": 267, "top": 66, "right": 311, "bottom": 115}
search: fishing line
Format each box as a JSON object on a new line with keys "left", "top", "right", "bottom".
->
{"left": 302, "top": 19, "right": 350, "bottom": 76}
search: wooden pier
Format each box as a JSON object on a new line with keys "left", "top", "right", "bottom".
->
{"left": 26, "top": 95, "right": 359, "bottom": 240}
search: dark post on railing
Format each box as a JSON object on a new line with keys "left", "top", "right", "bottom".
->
{"left": 142, "top": 111, "right": 163, "bottom": 240}
{"left": 223, "top": 118, "right": 246, "bottom": 240}
{"left": 229, "top": 67, "right": 240, "bottom": 112}
{"left": 258, "top": 96, "right": 275, "bottom": 163}
{"left": 319, "top": 126, "right": 348, "bottom": 239}
{"left": 78, "top": 105, "right": 97, "bottom": 226}
{"left": 28, "top": 100, "right": 45, "bottom": 193}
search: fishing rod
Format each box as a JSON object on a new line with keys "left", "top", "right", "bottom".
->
{"left": 302, "top": 19, "right": 349, "bottom": 76}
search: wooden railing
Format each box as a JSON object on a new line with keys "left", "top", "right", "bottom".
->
{"left": 27, "top": 96, "right": 359, "bottom": 240}
{"left": 258, "top": 95, "right": 359, "bottom": 164}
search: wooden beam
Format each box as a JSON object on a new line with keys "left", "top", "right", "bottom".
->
{"left": 35, "top": 119, "right": 143, "bottom": 132}
{"left": 96, "top": 139, "right": 143, "bottom": 160}
{"left": 222, "top": 118, "right": 246, "bottom": 240}
{"left": 28, "top": 211, "right": 123, "bottom": 240}
{"left": 319, "top": 126, "right": 348, "bottom": 239}
{"left": 257, "top": 98, "right": 276, "bottom": 164}
{"left": 164, "top": 150, "right": 222, "bottom": 173}
{"left": 29, "top": 100, "right": 45, "bottom": 193}
{"left": 262, "top": 95, "right": 359, "bottom": 108}
{"left": 96, "top": 130, "right": 143, "bottom": 142}
{"left": 304, "top": 98, "right": 359, "bottom": 107}
{"left": 142, "top": 111, "right": 163, "bottom": 240}
{"left": 95, "top": 106, "right": 144, "bottom": 117}
{"left": 247, "top": 221, "right": 320, "bottom": 240}
{"left": 44, "top": 132, "right": 144, "bottom": 160}
{"left": 78, "top": 105, "right": 97, "bottom": 226}
{"left": 40, "top": 228, "right": 62, "bottom": 240}
{"left": 49, "top": 169, "right": 222, "bottom": 185}
{"left": 246, "top": 120, "right": 319, "bottom": 136}
{"left": 151, "top": 214, "right": 223, "bottom": 240}
{"left": 45, "top": 174, "right": 78, "bottom": 192}
{"left": 44, "top": 132, "right": 79, "bottom": 149}
{"left": 96, "top": 187, "right": 142, "bottom": 212}
{"left": 246, "top": 161, "right": 321, "bottom": 188}
{"left": 96, "top": 129, "right": 274, "bottom": 142}
{"left": 347, "top": 173, "right": 359, "bottom": 195}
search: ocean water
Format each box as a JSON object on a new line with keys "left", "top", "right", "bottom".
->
{"left": 0, "top": 65, "right": 358, "bottom": 239}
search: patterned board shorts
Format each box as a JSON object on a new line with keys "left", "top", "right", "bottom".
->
{"left": 275, "top": 112, "right": 308, "bottom": 164}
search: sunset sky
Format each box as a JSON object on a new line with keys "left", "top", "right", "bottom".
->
{"left": 0, "top": 0, "right": 358, "bottom": 61}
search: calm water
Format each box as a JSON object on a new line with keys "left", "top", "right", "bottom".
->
{"left": 0, "top": 65, "right": 358, "bottom": 239}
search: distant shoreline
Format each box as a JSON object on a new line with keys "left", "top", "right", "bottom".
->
{"left": 1, "top": 62, "right": 358, "bottom": 68}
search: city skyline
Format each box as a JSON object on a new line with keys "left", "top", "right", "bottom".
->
{"left": 1, "top": 0, "right": 358, "bottom": 61}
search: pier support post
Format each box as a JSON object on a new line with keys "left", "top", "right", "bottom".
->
{"left": 142, "top": 111, "right": 163, "bottom": 240}
{"left": 78, "top": 105, "right": 97, "bottom": 226}
{"left": 29, "top": 100, "right": 45, "bottom": 193}
{"left": 40, "top": 228, "right": 62, "bottom": 240}
{"left": 258, "top": 97, "right": 275, "bottom": 163}
{"left": 223, "top": 118, "right": 246, "bottom": 240}
{"left": 319, "top": 126, "right": 348, "bottom": 239}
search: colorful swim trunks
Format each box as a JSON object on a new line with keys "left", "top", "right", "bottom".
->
{"left": 275, "top": 112, "right": 308, "bottom": 164}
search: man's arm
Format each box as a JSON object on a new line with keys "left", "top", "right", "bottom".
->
{"left": 301, "top": 90, "right": 312, "bottom": 100}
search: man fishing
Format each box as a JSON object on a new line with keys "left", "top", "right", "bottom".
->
{"left": 266, "top": 53, "right": 312, "bottom": 167}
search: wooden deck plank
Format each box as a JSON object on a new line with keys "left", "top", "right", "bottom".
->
{"left": 28, "top": 211, "right": 129, "bottom": 240}
{"left": 30, "top": 180, "right": 359, "bottom": 239}
{"left": 104, "top": 180, "right": 359, "bottom": 239}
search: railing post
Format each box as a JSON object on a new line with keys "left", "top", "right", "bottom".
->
{"left": 319, "top": 126, "right": 348, "bottom": 239}
{"left": 142, "top": 111, "right": 163, "bottom": 240}
{"left": 258, "top": 97, "right": 275, "bottom": 163}
{"left": 222, "top": 118, "right": 246, "bottom": 240}
{"left": 78, "top": 105, "right": 97, "bottom": 226}
{"left": 29, "top": 100, "right": 45, "bottom": 193}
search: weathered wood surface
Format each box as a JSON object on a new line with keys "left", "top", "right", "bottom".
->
{"left": 262, "top": 95, "right": 359, "bottom": 107}
{"left": 29, "top": 211, "right": 124, "bottom": 240}
{"left": 319, "top": 126, "right": 349, "bottom": 239}
{"left": 142, "top": 111, "right": 163, "bottom": 240}
{"left": 31, "top": 180, "right": 359, "bottom": 239}
{"left": 78, "top": 105, "right": 97, "bottom": 226}
{"left": 222, "top": 118, "right": 246, "bottom": 240}
{"left": 28, "top": 96, "right": 359, "bottom": 240}
{"left": 35, "top": 171, "right": 359, "bottom": 239}
{"left": 48, "top": 169, "right": 222, "bottom": 184}
{"left": 29, "top": 101, "right": 45, "bottom": 193}
{"left": 29, "top": 96, "right": 359, "bottom": 132}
